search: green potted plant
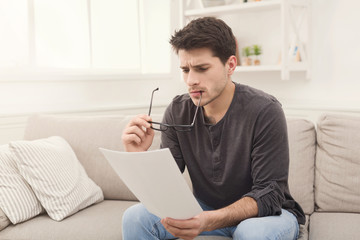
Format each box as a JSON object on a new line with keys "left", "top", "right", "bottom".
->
{"left": 252, "top": 44, "right": 262, "bottom": 65}
{"left": 242, "top": 46, "right": 253, "bottom": 66}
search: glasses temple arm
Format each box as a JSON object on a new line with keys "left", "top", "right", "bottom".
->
{"left": 191, "top": 93, "right": 202, "bottom": 125}
{"left": 148, "top": 87, "right": 159, "bottom": 116}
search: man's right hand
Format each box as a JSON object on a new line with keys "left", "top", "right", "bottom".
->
{"left": 122, "top": 114, "right": 155, "bottom": 152}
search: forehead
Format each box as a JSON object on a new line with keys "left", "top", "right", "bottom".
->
{"left": 178, "top": 48, "right": 220, "bottom": 66}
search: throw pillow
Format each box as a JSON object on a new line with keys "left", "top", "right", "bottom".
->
{"left": 10, "top": 136, "right": 104, "bottom": 221}
{"left": 0, "top": 208, "right": 11, "bottom": 231}
{"left": 0, "top": 145, "right": 43, "bottom": 225}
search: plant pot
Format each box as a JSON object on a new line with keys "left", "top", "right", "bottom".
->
{"left": 242, "top": 57, "right": 252, "bottom": 66}
{"left": 202, "top": 0, "right": 225, "bottom": 7}
{"left": 254, "top": 59, "right": 260, "bottom": 65}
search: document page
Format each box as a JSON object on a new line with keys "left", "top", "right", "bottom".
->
{"left": 99, "top": 148, "right": 203, "bottom": 220}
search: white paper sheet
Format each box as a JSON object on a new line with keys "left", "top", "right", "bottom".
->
{"left": 99, "top": 148, "right": 203, "bottom": 220}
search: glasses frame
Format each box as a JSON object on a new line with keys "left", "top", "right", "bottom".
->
{"left": 148, "top": 88, "right": 202, "bottom": 132}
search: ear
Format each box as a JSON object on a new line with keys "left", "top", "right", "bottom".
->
{"left": 226, "top": 55, "right": 237, "bottom": 75}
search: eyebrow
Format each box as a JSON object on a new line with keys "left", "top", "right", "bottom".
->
{"left": 180, "top": 63, "right": 211, "bottom": 69}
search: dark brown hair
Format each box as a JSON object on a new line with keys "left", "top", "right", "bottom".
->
{"left": 169, "top": 17, "right": 236, "bottom": 65}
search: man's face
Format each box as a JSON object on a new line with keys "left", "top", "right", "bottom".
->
{"left": 179, "top": 48, "right": 233, "bottom": 107}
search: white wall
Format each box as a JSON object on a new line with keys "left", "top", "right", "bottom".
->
{"left": 0, "top": 77, "right": 184, "bottom": 114}
{"left": 235, "top": 0, "right": 360, "bottom": 112}
{"left": 0, "top": 77, "right": 186, "bottom": 143}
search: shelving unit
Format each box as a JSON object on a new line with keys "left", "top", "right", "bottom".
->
{"left": 235, "top": 65, "right": 281, "bottom": 72}
{"left": 184, "top": 0, "right": 281, "bottom": 17}
{"left": 182, "top": 0, "right": 311, "bottom": 80}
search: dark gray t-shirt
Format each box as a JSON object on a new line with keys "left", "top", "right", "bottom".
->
{"left": 160, "top": 83, "right": 305, "bottom": 224}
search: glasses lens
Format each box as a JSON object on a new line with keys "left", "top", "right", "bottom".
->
{"left": 150, "top": 122, "right": 168, "bottom": 132}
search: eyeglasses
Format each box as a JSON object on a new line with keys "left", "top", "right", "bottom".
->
{"left": 148, "top": 88, "right": 202, "bottom": 132}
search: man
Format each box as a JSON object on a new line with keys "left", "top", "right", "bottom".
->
{"left": 122, "top": 17, "right": 305, "bottom": 240}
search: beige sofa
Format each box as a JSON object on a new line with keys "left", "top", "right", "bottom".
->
{"left": 0, "top": 113, "right": 359, "bottom": 240}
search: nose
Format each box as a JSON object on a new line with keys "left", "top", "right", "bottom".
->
{"left": 185, "top": 70, "right": 200, "bottom": 87}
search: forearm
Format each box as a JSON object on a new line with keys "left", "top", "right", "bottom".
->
{"left": 203, "top": 196, "right": 258, "bottom": 231}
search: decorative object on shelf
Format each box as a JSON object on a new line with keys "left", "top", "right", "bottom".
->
{"left": 202, "top": 0, "right": 225, "bottom": 7}
{"left": 224, "top": 0, "right": 242, "bottom": 5}
{"left": 252, "top": 44, "right": 262, "bottom": 65}
{"left": 186, "top": 0, "right": 205, "bottom": 9}
{"left": 241, "top": 46, "right": 253, "bottom": 66}
{"left": 288, "top": 43, "right": 301, "bottom": 62}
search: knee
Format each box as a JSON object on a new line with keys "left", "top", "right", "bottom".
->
{"left": 234, "top": 218, "right": 269, "bottom": 240}
{"left": 233, "top": 213, "right": 298, "bottom": 240}
{"left": 122, "top": 203, "right": 166, "bottom": 239}
{"left": 122, "top": 203, "right": 148, "bottom": 228}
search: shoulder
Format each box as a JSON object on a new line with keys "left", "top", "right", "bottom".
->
{"left": 232, "top": 83, "right": 284, "bottom": 122}
{"left": 235, "top": 83, "right": 281, "bottom": 109}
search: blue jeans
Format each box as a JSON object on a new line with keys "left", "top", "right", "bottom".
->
{"left": 122, "top": 200, "right": 299, "bottom": 240}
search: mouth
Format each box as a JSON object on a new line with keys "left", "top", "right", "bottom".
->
{"left": 189, "top": 90, "right": 204, "bottom": 98}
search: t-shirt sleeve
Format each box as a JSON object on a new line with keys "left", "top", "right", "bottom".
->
{"left": 243, "top": 101, "right": 290, "bottom": 217}
{"left": 160, "top": 102, "right": 186, "bottom": 173}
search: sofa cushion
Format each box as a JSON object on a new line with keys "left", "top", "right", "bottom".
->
{"left": 0, "top": 200, "right": 137, "bottom": 240}
{"left": 297, "top": 215, "right": 309, "bottom": 240}
{"left": 24, "top": 114, "right": 162, "bottom": 201}
{"left": 309, "top": 212, "right": 360, "bottom": 240}
{"left": 0, "top": 145, "right": 43, "bottom": 224}
{"left": 286, "top": 118, "right": 316, "bottom": 215}
{"left": 0, "top": 198, "right": 230, "bottom": 240}
{"left": 10, "top": 136, "right": 104, "bottom": 221}
{"left": 315, "top": 114, "right": 360, "bottom": 212}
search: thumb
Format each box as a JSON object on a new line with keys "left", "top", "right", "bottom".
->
{"left": 146, "top": 126, "right": 155, "bottom": 136}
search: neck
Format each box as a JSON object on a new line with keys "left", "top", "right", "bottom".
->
{"left": 204, "top": 82, "right": 235, "bottom": 124}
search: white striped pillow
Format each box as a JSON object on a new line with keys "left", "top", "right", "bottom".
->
{"left": 0, "top": 145, "right": 43, "bottom": 225}
{"left": 0, "top": 208, "right": 11, "bottom": 231}
{"left": 9, "top": 136, "right": 104, "bottom": 221}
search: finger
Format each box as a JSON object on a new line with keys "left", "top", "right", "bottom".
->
{"left": 123, "top": 133, "right": 142, "bottom": 145}
{"left": 127, "top": 118, "right": 151, "bottom": 130}
{"left": 128, "top": 115, "right": 154, "bottom": 137}
{"left": 164, "top": 225, "right": 197, "bottom": 240}
{"left": 165, "top": 217, "right": 200, "bottom": 229}
{"left": 138, "top": 114, "right": 152, "bottom": 122}
{"left": 124, "top": 125, "right": 147, "bottom": 139}
{"left": 123, "top": 127, "right": 147, "bottom": 144}
{"left": 146, "top": 125, "right": 155, "bottom": 136}
{"left": 161, "top": 218, "right": 198, "bottom": 239}
{"left": 131, "top": 115, "right": 152, "bottom": 126}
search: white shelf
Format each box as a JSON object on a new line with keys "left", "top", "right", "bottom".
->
{"left": 287, "top": 62, "right": 308, "bottom": 71}
{"left": 235, "top": 62, "right": 307, "bottom": 73}
{"left": 235, "top": 65, "right": 281, "bottom": 72}
{"left": 185, "top": 0, "right": 281, "bottom": 17}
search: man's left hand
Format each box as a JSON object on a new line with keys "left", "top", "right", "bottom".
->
{"left": 161, "top": 212, "right": 210, "bottom": 240}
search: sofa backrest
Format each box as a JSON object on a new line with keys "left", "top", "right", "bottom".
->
{"left": 315, "top": 114, "right": 360, "bottom": 213}
{"left": 286, "top": 118, "right": 316, "bottom": 215}
{"left": 24, "top": 114, "right": 319, "bottom": 213}
{"left": 24, "top": 114, "right": 163, "bottom": 201}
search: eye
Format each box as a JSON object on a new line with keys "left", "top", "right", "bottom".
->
{"left": 182, "top": 68, "right": 189, "bottom": 73}
{"left": 196, "top": 67, "right": 209, "bottom": 72}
